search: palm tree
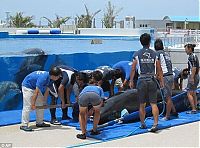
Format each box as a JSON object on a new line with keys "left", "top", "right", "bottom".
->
{"left": 41, "top": 14, "right": 70, "bottom": 28}
{"left": 10, "top": 12, "right": 35, "bottom": 28}
{"left": 103, "top": 1, "right": 123, "bottom": 28}
{"left": 76, "top": 4, "right": 101, "bottom": 28}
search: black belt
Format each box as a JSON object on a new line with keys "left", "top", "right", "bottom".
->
{"left": 138, "top": 76, "right": 154, "bottom": 80}
{"left": 163, "top": 73, "right": 173, "bottom": 77}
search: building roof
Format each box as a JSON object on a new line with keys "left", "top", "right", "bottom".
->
{"left": 163, "top": 16, "right": 200, "bottom": 22}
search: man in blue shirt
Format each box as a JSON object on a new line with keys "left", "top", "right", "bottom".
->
{"left": 20, "top": 66, "right": 62, "bottom": 132}
{"left": 76, "top": 70, "right": 104, "bottom": 139}
{"left": 129, "top": 33, "right": 164, "bottom": 132}
{"left": 112, "top": 61, "right": 138, "bottom": 92}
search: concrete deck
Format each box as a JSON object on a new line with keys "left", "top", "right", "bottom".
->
{"left": 0, "top": 121, "right": 199, "bottom": 147}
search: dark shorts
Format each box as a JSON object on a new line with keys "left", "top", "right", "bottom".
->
{"left": 187, "top": 74, "right": 199, "bottom": 91}
{"left": 78, "top": 92, "right": 102, "bottom": 107}
{"left": 136, "top": 78, "right": 157, "bottom": 104}
{"left": 163, "top": 75, "right": 174, "bottom": 98}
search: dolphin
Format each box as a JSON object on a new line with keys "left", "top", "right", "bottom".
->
{"left": 14, "top": 48, "right": 47, "bottom": 86}
{"left": 0, "top": 81, "right": 21, "bottom": 101}
{"left": 22, "top": 48, "right": 46, "bottom": 55}
{"left": 121, "top": 89, "right": 200, "bottom": 124}
{"left": 99, "top": 89, "right": 190, "bottom": 124}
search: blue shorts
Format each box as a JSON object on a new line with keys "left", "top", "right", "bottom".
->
{"left": 136, "top": 78, "right": 157, "bottom": 104}
{"left": 78, "top": 92, "right": 102, "bottom": 107}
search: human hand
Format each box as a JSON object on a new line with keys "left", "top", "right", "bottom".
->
{"left": 129, "top": 81, "right": 134, "bottom": 89}
{"left": 31, "top": 104, "right": 36, "bottom": 110}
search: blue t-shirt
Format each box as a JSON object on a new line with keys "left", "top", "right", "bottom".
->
{"left": 79, "top": 85, "right": 104, "bottom": 98}
{"left": 22, "top": 71, "right": 50, "bottom": 94}
{"left": 112, "top": 61, "right": 132, "bottom": 80}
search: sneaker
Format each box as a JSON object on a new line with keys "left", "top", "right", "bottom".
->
{"left": 186, "top": 110, "right": 197, "bottom": 114}
{"left": 90, "top": 130, "right": 100, "bottom": 135}
{"left": 148, "top": 125, "right": 158, "bottom": 132}
{"left": 50, "top": 119, "right": 61, "bottom": 125}
{"left": 139, "top": 123, "right": 147, "bottom": 129}
{"left": 162, "top": 116, "right": 170, "bottom": 121}
{"left": 62, "top": 116, "right": 72, "bottom": 120}
{"left": 36, "top": 123, "right": 50, "bottom": 127}
{"left": 76, "top": 133, "right": 86, "bottom": 139}
{"left": 20, "top": 126, "right": 33, "bottom": 132}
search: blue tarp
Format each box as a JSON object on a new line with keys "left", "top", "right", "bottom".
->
{"left": 70, "top": 111, "right": 200, "bottom": 140}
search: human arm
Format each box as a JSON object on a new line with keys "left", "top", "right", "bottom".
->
{"left": 179, "top": 78, "right": 183, "bottom": 90}
{"left": 156, "top": 60, "right": 164, "bottom": 88}
{"left": 109, "top": 79, "right": 115, "bottom": 97}
{"left": 58, "top": 84, "right": 66, "bottom": 108}
{"left": 189, "top": 67, "right": 197, "bottom": 84}
{"left": 129, "top": 60, "right": 137, "bottom": 89}
{"left": 66, "top": 84, "right": 73, "bottom": 105}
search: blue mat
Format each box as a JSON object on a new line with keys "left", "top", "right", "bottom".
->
{"left": 0, "top": 106, "right": 199, "bottom": 142}
{"left": 73, "top": 111, "right": 200, "bottom": 141}
{"left": 0, "top": 108, "right": 72, "bottom": 126}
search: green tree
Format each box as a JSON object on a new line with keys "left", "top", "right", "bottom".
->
{"left": 76, "top": 4, "right": 101, "bottom": 28}
{"left": 103, "top": 1, "right": 123, "bottom": 28}
{"left": 41, "top": 14, "right": 70, "bottom": 28}
{"left": 10, "top": 12, "right": 35, "bottom": 28}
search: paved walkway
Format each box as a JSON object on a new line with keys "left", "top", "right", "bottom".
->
{"left": 0, "top": 121, "right": 199, "bottom": 147}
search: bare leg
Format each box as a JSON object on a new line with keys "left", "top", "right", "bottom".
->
{"left": 79, "top": 107, "right": 87, "bottom": 134}
{"left": 165, "top": 96, "right": 173, "bottom": 118}
{"left": 151, "top": 103, "right": 159, "bottom": 126}
{"left": 171, "top": 101, "right": 177, "bottom": 113}
{"left": 139, "top": 103, "right": 146, "bottom": 125}
{"left": 93, "top": 104, "right": 101, "bottom": 132}
{"left": 187, "top": 91, "right": 196, "bottom": 111}
{"left": 193, "top": 92, "right": 198, "bottom": 109}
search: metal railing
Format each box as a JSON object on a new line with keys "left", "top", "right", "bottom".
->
{"left": 156, "top": 29, "right": 200, "bottom": 48}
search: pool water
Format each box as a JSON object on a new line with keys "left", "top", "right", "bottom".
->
{"left": 0, "top": 38, "right": 141, "bottom": 55}
{"left": 0, "top": 37, "right": 141, "bottom": 111}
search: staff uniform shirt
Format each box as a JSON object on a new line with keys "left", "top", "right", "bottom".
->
{"left": 22, "top": 71, "right": 50, "bottom": 94}
{"left": 79, "top": 85, "right": 104, "bottom": 99}
{"left": 58, "top": 65, "right": 76, "bottom": 86}
{"left": 188, "top": 53, "right": 199, "bottom": 75}
{"left": 133, "top": 48, "right": 157, "bottom": 76}
{"left": 156, "top": 50, "right": 173, "bottom": 76}
{"left": 112, "top": 61, "right": 132, "bottom": 80}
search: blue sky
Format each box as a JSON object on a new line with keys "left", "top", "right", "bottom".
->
{"left": 0, "top": 0, "right": 199, "bottom": 25}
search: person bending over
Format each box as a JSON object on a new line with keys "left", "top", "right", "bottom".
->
{"left": 20, "top": 66, "right": 61, "bottom": 131}
{"left": 76, "top": 70, "right": 104, "bottom": 139}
